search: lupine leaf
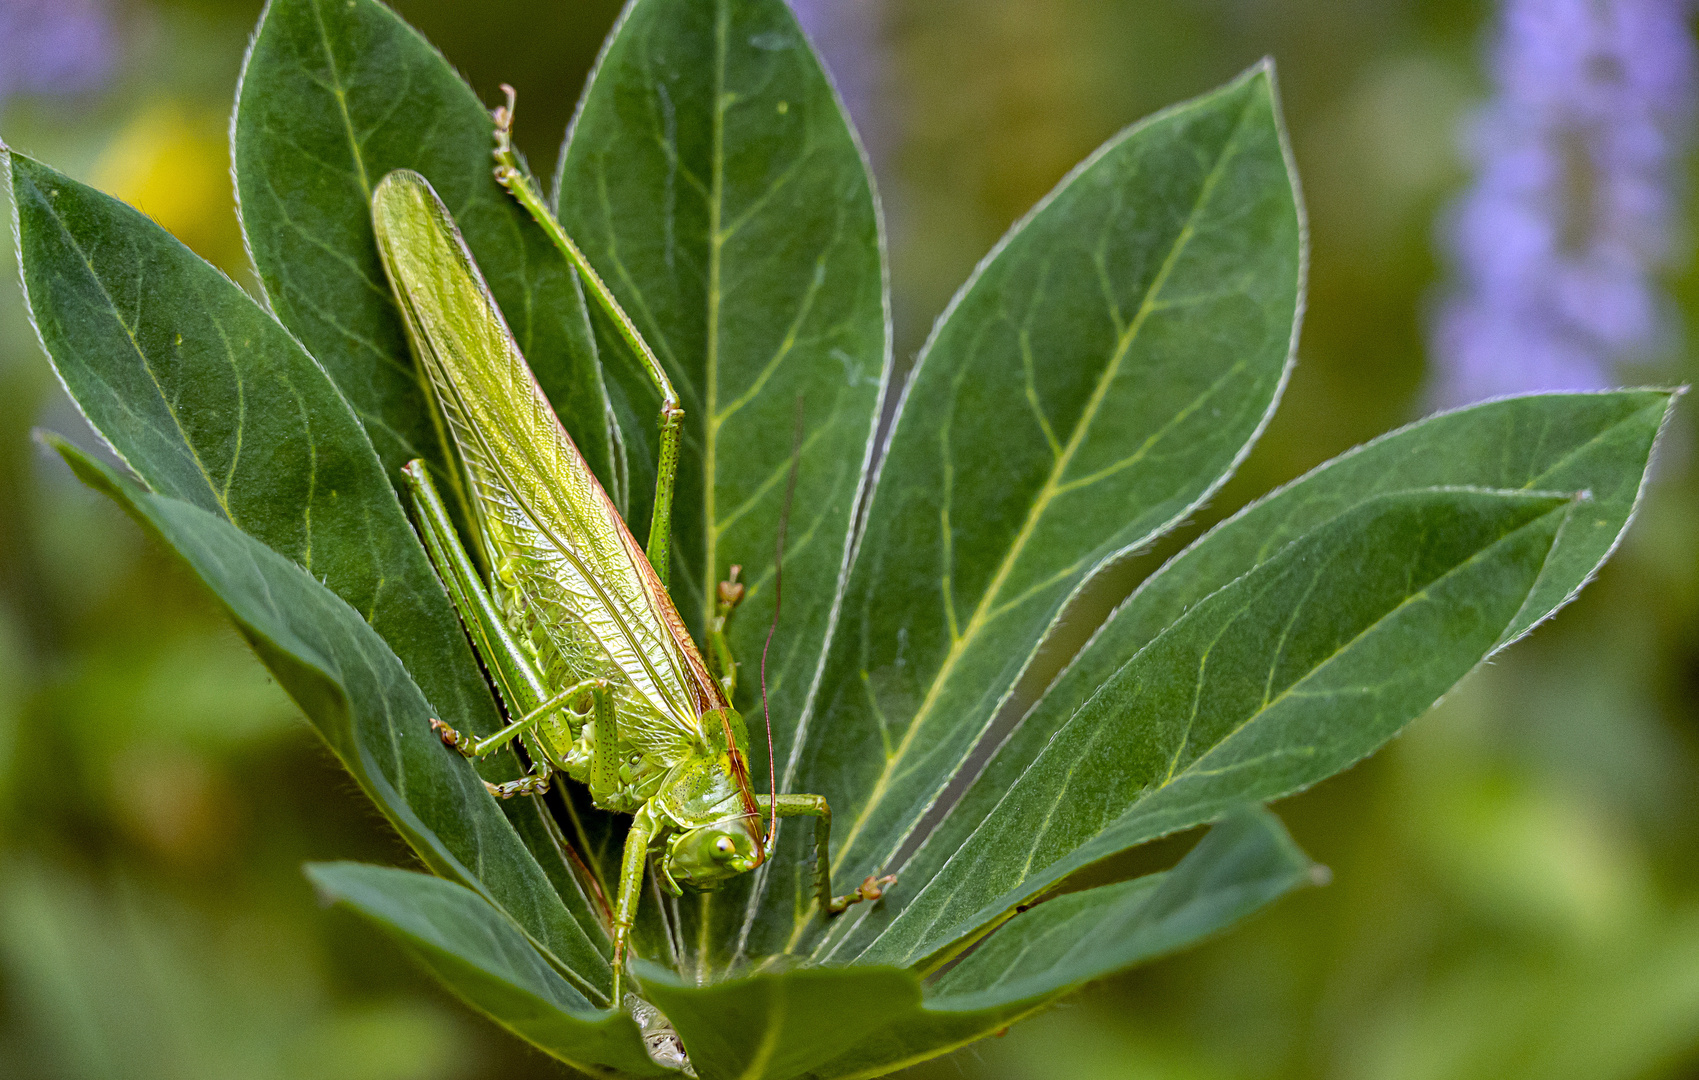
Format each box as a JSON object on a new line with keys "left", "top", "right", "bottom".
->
{"left": 632, "top": 808, "right": 1310, "bottom": 1080}
{"left": 900, "top": 390, "right": 1676, "bottom": 944}
{"left": 773, "top": 61, "right": 1304, "bottom": 959}
{"left": 555, "top": 0, "right": 888, "bottom": 971}
{"left": 7, "top": 150, "right": 500, "bottom": 746}
{"left": 233, "top": 0, "right": 618, "bottom": 506}
{"left": 925, "top": 806, "right": 1315, "bottom": 1009}
{"left": 835, "top": 487, "right": 1576, "bottom": 968}
{"left": 637, "top": 961, "right": 920, "bottom": 1080}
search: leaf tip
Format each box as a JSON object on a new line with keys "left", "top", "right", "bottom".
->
{"left": 302, "top": 861, "right": 351, "bottom": 909}
{"left": 29, "top": 427, "right": 69, "bottom": 455}
{"left": 1308, "top": 863, "right": 1333, "bottom": 888}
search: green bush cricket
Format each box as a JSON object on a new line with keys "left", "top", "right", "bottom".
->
{"left": 369, "top": 104, "right": 893, "bottom": 1006}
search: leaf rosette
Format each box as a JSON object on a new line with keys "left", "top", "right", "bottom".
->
{"left": 3, "top": 0, "right": 1675, "bottom": 1076}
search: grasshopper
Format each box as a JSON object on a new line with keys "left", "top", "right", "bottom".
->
{"left": 369, "top": 99, "right": 892, "bottom": 1005}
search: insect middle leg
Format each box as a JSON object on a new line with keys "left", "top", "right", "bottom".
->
{"left": 489, "top": 87, "right": 683, "bottom": 587}
{"left": 576, "top": 682, "right": 650, "bottom": 1007}
{"left": 768, "top": 794, "right": 898, "bottom": 914}
{"left": 611, "top": 801, "right": 660, "bottom": 1008}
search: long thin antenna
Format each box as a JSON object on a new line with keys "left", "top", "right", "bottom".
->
{"left": 760, "top": 396, "right": 806, "bottom": 847}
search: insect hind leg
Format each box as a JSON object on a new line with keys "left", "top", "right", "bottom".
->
{"left": 490, "top": 86, "right": 683, "bottom": 586}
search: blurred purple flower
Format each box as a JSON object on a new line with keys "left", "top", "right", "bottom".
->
{"left": 1431, "top": 0, "right": 1697, "bottom": 404}
{"left": 0, "top": 0, "right": 115, "bottom": 106}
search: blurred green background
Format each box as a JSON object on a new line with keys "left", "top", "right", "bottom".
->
{"left": 2, "top": 1, "right": 1696, "bottom": 1077}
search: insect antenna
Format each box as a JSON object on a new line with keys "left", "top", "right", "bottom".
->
{"left": 760, "top": 395, "right": 805, "bottom": 847}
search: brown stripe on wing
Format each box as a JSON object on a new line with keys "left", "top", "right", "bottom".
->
{"left": 620, "top": 523, "right": 765, "bottom": 858}
{"left": 618, "top": 524, "right": 724, "bottom": 717}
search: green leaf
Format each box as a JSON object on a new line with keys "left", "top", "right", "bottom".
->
{"left": 8, "top": 151, "right": 497, "bottom": 749}
{"left": 306, "top": 863, "right": 664, "bottom": 1077}
{"left": 905, "top": 390, "right": 1677, "bottom": 940}
{"left": 1106, "top": 389, "right": 1676, "bottom": 657}
{"left": 637, "top": 962, "right": 920, "bottom": 1080}
{"left": 632, "top": 809, "right": 1310, "bottom": 1080}
{"left": 7, "top": 150, "right": 601, "bottom": 946}
{"left": 555, "top": 0, "right": 888, "bottom": 967}
{"left": 47, "top": 440, "right": 613, "bottom": 1003}
{"left": 838, "top": 487, "right": 1576, "bottom": 968}
{"left": 233, "top": 0, "right": 618, "bottom": 505}
{"left": 771, "top": 62, "right": 1304, "bottom": 955}
{"left": 926, "top": 806, "right": 1315, "bottom": 1010}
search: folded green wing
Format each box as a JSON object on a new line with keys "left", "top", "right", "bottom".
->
{"left": 372, "top": 169, "right": 715, "bottom": 764}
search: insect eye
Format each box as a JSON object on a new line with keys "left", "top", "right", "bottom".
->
{"left": 714, "top": 836, "right": 735, "bottom": 856}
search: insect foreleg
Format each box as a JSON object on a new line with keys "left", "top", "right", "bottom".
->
{"left": 490, "top": 87, "right": 682, "bottom": 586}
{"left": 612, "top": 803, "right": 662, "bottom": 1008}
{"left": 768, "top": 794, "right": 899, "bottom": 915}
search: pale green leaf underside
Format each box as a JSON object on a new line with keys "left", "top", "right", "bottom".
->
{"left": 307, "top": 862, "right": 663, "bottom": 1077}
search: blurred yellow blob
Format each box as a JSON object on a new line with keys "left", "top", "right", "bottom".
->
{"left": 88, "top": 102, "right": 246, "bottom": 274}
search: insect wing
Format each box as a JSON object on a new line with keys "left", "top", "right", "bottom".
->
{"left": 372, "top": 169, "right": 718, "bottom": 757}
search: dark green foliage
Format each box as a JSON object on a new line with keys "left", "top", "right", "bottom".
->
{"left": 307, "top": 863, "right": 662, "bottom": 1076}
{"left": 763, "top": 64, "right": 1304, "bottom": 961}
{"left": 6, "top": 0, "right": 1672, "bottom": 1075}
{"left": 847, "top": 488, "right": 1575, "bottom": 969}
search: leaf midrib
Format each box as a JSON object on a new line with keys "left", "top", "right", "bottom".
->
{"left": 701, "top": 0, "right": 730, "bottom": 629}
{"left": 686, "top": 0, "right": 734, "bottom": 987}
{"left": 310, "top": 0, "right": 374, "bottom": 200}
